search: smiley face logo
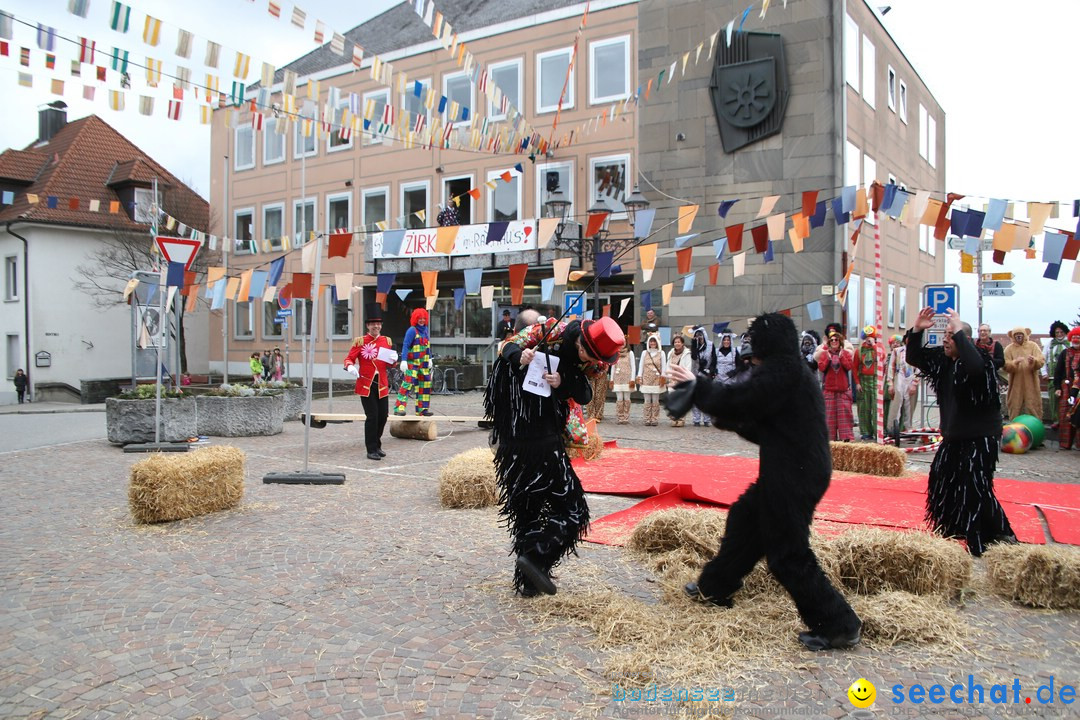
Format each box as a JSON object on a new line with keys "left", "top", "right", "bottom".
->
{"left": 847, "top": 678, "right": 876, "bottom": 708}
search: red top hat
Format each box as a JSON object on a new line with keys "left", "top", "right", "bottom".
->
{"left": 580, "top": 316, "right": 625, "bottom": 363}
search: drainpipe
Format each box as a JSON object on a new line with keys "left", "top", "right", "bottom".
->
{"left": 4, "top": 222, "right": 32, "bottom": 403}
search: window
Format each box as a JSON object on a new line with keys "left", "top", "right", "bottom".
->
{"left": 234, "top": 301, "right": 254, "bottom": 339}
{"left": 262, "top": 302, "right": 283, "bottom": 339}
{"left": 402, "top": 77, "right": 431, "bottom": 128}
{"left": 264, "top": 117, "right": 285, "bottom": 164}
{"left": 133, "top": 188, "right": 155, "bottom": 224}
{"left": 918, "top": 104, "right": 928, "bottom": 160}
{"left": 363, "top": 89, "right": 389, "bottom": 145}
{"left": 887, "top": 66, "right": 896, "bottom": 111}
{"left": 234, "top": 209, "right": 254, "bottom": 254}
{"left": 926, "top": 115, "right": 937, "bottom": 168}
{"left": 6, "top": 334, "right": 19, "bottom": 379}
{"left": 847, "top": 274, "right": 861, "bottom": 338}
{"left": 329, "top": 297, "right": 351, "bottom": 339}
{"left": 863, "top": 279, "right": 876, "bottom": 331}
{"left": 487, "top": 58, "right": 521, "bottom": 120}
{"left": 293, "top": 198, "right": 315, "bottom": 246}
{"left": 537, "top": 161, "right": 573, "bottom": 223}
{"left": 919, "top": 224, "right": 929, "bottom": 253}
{"left": 487, "top": 169, "right": 521, "bottom": 222}
{"left": 862, "top": 153, "right": 876, "bottom": 224}
{"left": 590, "top": 155, "right": 629, "bottom": 215}
{"left": 898, "top": 80, "right": 908, "bottom": 123}
{"left": 293, "top": 299, "right": 313, "bottom": 338}
{"left": 465, "top": 297, "right": 492, "bottom": 338}
{"left": 326, "top": 193, "right": 351, "bottom": 232}
{"left": 234, "top": 126, "right": 255, "bottom": 170}
{"left": 294, "top": 116, "right": 317, "bottom": 158}
{"left": 362, "top": 187, "right": 388, "bottom": 231}
{"left": 443, "top": 176, "right": 474, "bottom": 225}
{"left": 899, "top": 287, "right": 908, "bottom": 327}
{"left": 4, "top": 256, "right": 17, "bottom": 301}
{"left": 537, "top": 47, "right": 573, "bottom": 113}
{"left": 844, "top": 140, "right": 860, "bottom": 188}
{"left": 861, "top": 36, "right": 875, "bottom": 108}
{"left": 402, "top": 181, "right": 429, "bottom": 229}
{"left": 443, "top": 71, "right": 473, "bottom": 127}
{"left": 844, "top": 15, "right": 859, "bottom": 90}
{"left": 328, "top": 95, "right": 353, "bottom": 151}
{"left": 928, "top": 226, "right": 936, "bottom": 257}
{"left": 887, "top": 283, "right": 896, "bottom": 327}
{"left": 589, "top": 35, "right": 630, "bottom": 105}
{"left": 263, "top": 203, "right": 284, "bottom": 251}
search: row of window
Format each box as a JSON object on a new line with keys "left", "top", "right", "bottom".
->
{"left": 233, "top": 35, "right": 632, "bottom": 172}
{"left": 844, "top": 14, "right": 936, "bottom": 169}
{"left": 230, "top": 154, "right": 631, "bottom": 253}
{"left": 846, "top": 276, "right": 910, "bottom": 337}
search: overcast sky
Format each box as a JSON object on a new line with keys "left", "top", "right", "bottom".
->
{"left": 2, "top": 0, "right": 1077, "bottom": 332}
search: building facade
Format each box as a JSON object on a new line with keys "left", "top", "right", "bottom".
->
{"left": 208, "top": 0, "right": 943, "bottom": 379}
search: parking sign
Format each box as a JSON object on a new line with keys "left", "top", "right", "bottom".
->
{"left": 922, "top": 284, "right": 959, "bottom": 348}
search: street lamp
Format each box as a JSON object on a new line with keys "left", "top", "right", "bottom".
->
{"left": 543, "top": 188, "right": 572, "bottom": 237}
{"left": 624, "top": 186, "right": 649, "bottom": 230}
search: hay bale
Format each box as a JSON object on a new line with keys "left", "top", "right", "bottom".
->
{"left": 853, "top": 591, "right": 968, "bottom": 646}
{"left": 438, "top": 447, "right": 498, "bottom": 509}
{"left": 129, "top": 446, "right": 245, "bottom": 524}
{"left": 626, "top": 508, "right": 725, "bottom": 557}
{"left": 831, "top": 441, "right": 906, "bottom": 476}
{"left": 826, "top": 528, "right": 972, "bottom": 597}
{"left": 983, "top": 544, "right": 1080, "bottom": 609}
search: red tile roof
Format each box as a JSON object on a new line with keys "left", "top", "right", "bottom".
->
{"left": 0, "top": 115, "right": 208, "bottom": 234}
{"left": 0, "top": 149, "right": 49, "bottom": 184}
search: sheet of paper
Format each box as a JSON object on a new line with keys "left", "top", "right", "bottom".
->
{"left": 376, "top": 347, "right": 396, "bottom": 363}
{"left": 523, "top": 351, "right": 560, "bottom": 397}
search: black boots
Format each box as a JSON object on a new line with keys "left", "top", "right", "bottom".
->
{"left": 797, "top": 623, "right": 862, "bottom": 651}
{"left": 683, "top": 582, "right": 733, "bottom": 608}
{"left": 516, "top": 555, "right": 556, "bottom": 596}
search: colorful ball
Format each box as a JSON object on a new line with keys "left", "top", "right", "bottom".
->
{"left": 1001, "top": 423, "right": 1033, "bottom": 454}
{"left": 1012, "top": 414, "right": 1045, "bottom": 447}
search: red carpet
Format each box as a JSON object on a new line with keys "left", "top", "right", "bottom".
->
{"left": 574, "top": 447, "right": 1076, "bottom": 547}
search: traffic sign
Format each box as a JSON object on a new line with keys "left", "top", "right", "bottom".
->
{"left": 155, "top": 236, "right": 201, "bottom": 270}
{"left": 276, "top": 308, "right": 292, "bottom": 317}
{"left": 947, "top": 236, "right": 993, "bottom": 251}
{"left": 924, "top": 284, "right": 958, "bottom": 314}
{"left": 982, "top": 288, "right": 1016, "bottom": 297}
{"left": 981, "top": 273, "right": 1013, "bottom": 281}
{"left": 982, "top": 281, "right": 1014, "bottom": 290}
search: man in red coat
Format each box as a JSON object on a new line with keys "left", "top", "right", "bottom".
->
{"left": 344, "top": 303, "right": 398, "bottom": 461}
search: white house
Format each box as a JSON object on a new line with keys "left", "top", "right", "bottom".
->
{"left": 0, "top": 104, "right": 210, "bottom": 403}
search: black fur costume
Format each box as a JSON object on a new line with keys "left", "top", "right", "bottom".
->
{"left": 483, "top": 319, "right": 596, "bottom": 595}
{"left": 677, "top": 313, "right": 861, "bottom": 645}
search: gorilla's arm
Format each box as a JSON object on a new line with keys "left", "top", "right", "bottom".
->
{"left": 691, "top": 361, "right": 792, "bottom": 424}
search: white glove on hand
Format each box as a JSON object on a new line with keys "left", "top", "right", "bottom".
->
{"left": 399, "top": 360, "right": 408, "bottom": 373}
{"left": 424, "top": 358, "right": 433, "bottom": 372}
{"left": 345, "top": 364, "right": 359, "bottom": 378}
{"left": 387, "top": 350, "right": 399, "bottom": 364}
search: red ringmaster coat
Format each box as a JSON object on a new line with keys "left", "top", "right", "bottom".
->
{"left": 344, "top": 334, "right": 394, "bottom": 398}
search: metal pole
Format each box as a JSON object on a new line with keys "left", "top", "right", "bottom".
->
{"left": 327, "top": 327, "right": 333, "bottom": 412}
{"left": 222, "top": 141, "right": 230, "bottom": 385}
{"left": 593, "top": 233, "right": 601, "bottom": 319}
{"left": 302, "top": 233, "right": 324, "bottom": 473}
{"left": 976, "top": 247, "right": 984, "bottom": 329}
{"left": 152, "top": 178, "right": 164, "bottom": 444}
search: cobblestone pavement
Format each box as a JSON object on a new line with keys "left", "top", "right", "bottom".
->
{"left": 1, "top": 391, "right": 1077, "bottom": 719}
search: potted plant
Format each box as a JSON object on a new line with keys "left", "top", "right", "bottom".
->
{"left": 196, "top": 383, "right": 284, "bottom": 437}
{"left": 261, "top": 379, "right": 307, "bottom": 421}
{"left": 106, "top": 384, "right": 197, "bottom": 445}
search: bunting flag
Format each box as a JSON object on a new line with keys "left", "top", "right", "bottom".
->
{"left": 111, "top": 48, "right": 128, "bottom": 73}
{"left": 205, "top": 41, "right": 220, "bottom": 68}
{"left": 36, "top": 24, "right": 56, "bottom": 51}
{"left": 421, "top": 270, "right": 439, "bottom": 297}
{"left": 167, "top": 98, "right": 181, "bottom": 120}
{"left": 291, "top": 6, "right": 306, "bottom": 29}
{"left": 552, "top": 257, "right": 572, "bottom": 286}
{"left": 327, "top": 232, "right": 350, "bottom": 257}
{"left": 145, "top": 57, "right": 162, "bottom": 87}
{"left": 508, "top": 263, "right": 527, "bottom": 305}
{"left": 143, "top": 15, "right": 162, "bottom": 46}
{"left": 138, "top": 95, "right": 153, "bottom": 115}
{"left": 109, "top": 89, "right": 124, "bottom": 110}
{"left": 78, "top": 38, "right": 95, "bottom": 64}
{"left": 678, "top": 204, "right": 699, "bottom": 234}
{"left": 234, "top": 52, "right": 250, "bottom": 79}
{"left": 68, "top": 0, "right": 91, "bottom": 18}
{"left": 268, "top": 1, "right": 282, "bottom": 19}
{"left": 176, "top": 29, "right": 193, "bottom": 59}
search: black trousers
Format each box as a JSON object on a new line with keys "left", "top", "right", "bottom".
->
{"left": 360, "top": 377, "right": 388, "bottom": 454}
{"left": 697, "top": 481, "right": 860, "bottom": 636}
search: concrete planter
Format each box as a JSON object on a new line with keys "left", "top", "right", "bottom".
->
{"left": 196, "top": 394, "right": 284, "bottom": 437}
{"left": 106, "top": 396, "right": 198, "bottom": 445}
{"left": 279, "top": 386, "right": 307, "bottom": 421}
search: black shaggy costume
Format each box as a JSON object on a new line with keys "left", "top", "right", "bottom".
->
{"left": 905, "top": 327, "right": 1015, "bottom": 556}
{"left": 666, "top": 312, "right": 862, "bottom": 650}
{"left": 483, "top": 319, "right": 598, "bottom": 596}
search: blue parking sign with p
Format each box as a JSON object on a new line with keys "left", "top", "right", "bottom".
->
{"left": 925, "top": 285, "right": 957, "bottom": 314}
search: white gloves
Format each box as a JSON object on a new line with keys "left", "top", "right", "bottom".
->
{"left": 387, "top": 350, "right": 399, "bottom": 364}
{"left": 400, "top": 360, "right": 408, "bottom": 373}
{"left": 345, "top": 364, "right": 359, "bottom": 378}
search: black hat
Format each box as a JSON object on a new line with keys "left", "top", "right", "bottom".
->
{"left": 364, "top": 302, "right": 383, "bottom": 323}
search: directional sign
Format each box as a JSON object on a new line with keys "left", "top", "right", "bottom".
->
{"left": 982, "top": 281, "right": 1014, "bottom": 290}
{"left": 982, "top": 288, "right": 1016, "bottom": 297}
{"left": 946, "top": 236, "right": 993, "bottom": 251}
{"left": 981, "top": 273, "right": 1013, "bottom": 281}
{"left": 155, "top": 236, "right": 202, "bottom": 270}
{"left": 276, "top": 308, "right": 292, "bottom": 317}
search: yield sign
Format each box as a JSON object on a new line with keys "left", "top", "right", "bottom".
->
{"left": 155, "top": 236, "right": 202, "bottom": 271}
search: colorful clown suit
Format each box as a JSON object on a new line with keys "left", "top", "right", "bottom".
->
{"left": 395, "top": 307, "right": 433, "bottom": 415}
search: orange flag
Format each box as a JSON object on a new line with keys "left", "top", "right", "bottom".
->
{"left": 801, "top": 190, "right": 818, "bottom": 218}
{"left": 585, "top": 211, "right": 609, "bottom": 237}
{"left": 661, "top": 282, "right": 673, "bottom": 305}
{"left": 185, "top": 286, "right": 199, "bottom": 312}
{"left": 225, "top": 277, "right": 241, "bottom": 300}
{"left": 237, "top": 270, "right": 252, "bottom": 301}
{"left": 678, "top": 204, "right": 699, "bottom": 234}
{"left": 676, "top": 247, "right": 693, "bottom": 274}
{"left": 436, "top": 226, "right": 458, "bottom": 254}
{"left": 708, "top": 263, "right": 719, "bottom": 285}
{"left": 508, "top": 263, "right": 528, "bottom": 305}
{"left": 327, "top": 232, "right": 351, "bottom": 258}
{"left": 291, "top": 272, "right": 312, "bottom": 299}
{"left": 421, "top": 270, "right": 439, "bottom": 297}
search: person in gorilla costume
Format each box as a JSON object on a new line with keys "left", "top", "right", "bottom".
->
{"left": 664, "top": 312, "right": 862, "bottom": 651}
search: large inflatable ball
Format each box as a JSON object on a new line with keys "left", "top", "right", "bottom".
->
{"left": 1012, "top": 414, "right": 1045, "bottom": 447}
{"left": 1001, "top": 423, "right": 1033, "bottom": 454}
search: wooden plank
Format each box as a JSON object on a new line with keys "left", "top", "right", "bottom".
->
{"left": 307, "top": 413, "right": 484, "bottom": 423}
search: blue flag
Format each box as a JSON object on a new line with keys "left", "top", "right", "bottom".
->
{"left": 464, "top": 267, "right": 483, "bottom": 294}
{"left": 382, "top": 229, "right": 406, "bottom": 256}
{"left": 640, "top": 290, "right": 652, "bottom": 311}
{"left": 376, "top": 272, "right": 396, "bottom": 294}
{"left": 718, "top": 200, "right": 738, "bottom": 219}
{"left": 268, "top": 256, "right": 286, "bottom": 287}
{"left": 453, "top": 287, "right": 465, "bottom": 310}
{"left": 541, "top": 277, "right": 555, "bottom": 302}
{"left": 596, "top": 251, "right": 614, "bottom": 278}
{"left": 165, "top": 261, "right": 185, "bottom": 287}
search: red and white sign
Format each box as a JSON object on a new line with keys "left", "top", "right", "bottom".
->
{"left": 155, "top": 236, "right": 201, "bottom": 270}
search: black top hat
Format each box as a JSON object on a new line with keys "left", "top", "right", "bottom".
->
{"left": 364, "top": 302, "right": 383, "bottom": 323}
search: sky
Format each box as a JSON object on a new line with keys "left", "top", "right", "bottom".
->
{"left": 1, "top": 0, "right": 1077, "bottom": 332}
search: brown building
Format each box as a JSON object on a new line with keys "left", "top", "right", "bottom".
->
{"left": 208, "top": 0, "right": 943, "bottom": 380}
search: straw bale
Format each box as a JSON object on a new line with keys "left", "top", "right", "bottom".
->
{"left": 983, "top": 544, "right": 1080, "bottom": 609}
{"left": 438, "top": 447, "right": 498, "bottom": 509}
{"left": 827, "top": 528, "right": 972, "bottom": 597}
{"left": 128, "top": 446, "right": 245, "bottom": 524}
{"left": 626, "top": 508, "right": 725, "bottom": 557}
{"left": 830, "top": 441, "right": 906, "bottom": 476}
{"left": 853, "top": 591, "right": 968, "bottom": 646}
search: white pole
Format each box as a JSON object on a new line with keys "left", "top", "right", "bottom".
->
{"left": 152, "top": 178, "right": 164, "bottom": 444}
{"left": 302, "top": 232, "right": 324, "bottom": 473}
{"left": 222, "top": 137, "right": 230, "bottom": 385}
